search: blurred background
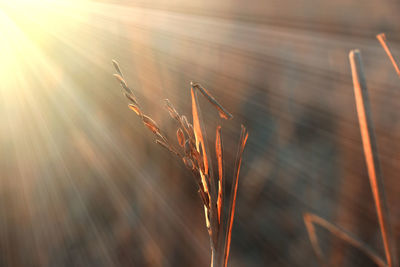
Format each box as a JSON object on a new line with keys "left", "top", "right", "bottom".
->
{"left": 0, "top": 0, "right": 400, "bottom": 266}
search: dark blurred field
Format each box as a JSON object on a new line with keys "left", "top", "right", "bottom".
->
{"left": 1, "top": 0, "right": 400, "bottom": 266}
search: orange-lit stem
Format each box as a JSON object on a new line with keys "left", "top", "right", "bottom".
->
{"left": 349, "top": 50, "right": 398, "bottom": 267}
{"left": 223, "top": 125, "right": 248, "bottom": 267}
{"left": 216, "top": 126, "right": 224, "bottom": 224}
{"left": 377, "top": 33, "right": 400, "bottom": 77}
{"left": 191, "top": 86, "right": 220, "bottom": 267}
{"left": 191, "top": 82, "right": 233, "bottom": 120}
{"left": 304, "top": 213, "right": 386, "bottom": 267}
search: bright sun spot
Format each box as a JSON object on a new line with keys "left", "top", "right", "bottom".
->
{"left": 0, "top": 0, "right": 88, "bottom": 92}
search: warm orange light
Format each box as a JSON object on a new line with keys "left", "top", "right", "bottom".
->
{"left": 0, "top": 0, "right": 88, "bottom": 91}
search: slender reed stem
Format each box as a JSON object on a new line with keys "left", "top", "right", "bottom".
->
{"left": 376, "top": 33, "right": 400, "bottom": 77}
{"left": 304, "top": 213, "right": 386, "bottom": 267}
{"left": 349, "top": 50, "right": 398, "bottom": 267}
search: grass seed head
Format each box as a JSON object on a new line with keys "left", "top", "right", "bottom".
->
{"left": 128, "top": 104, "right": 142, "bottom": 116}
{"left": 177, "top": 128, "right": 185, "bottom": 147}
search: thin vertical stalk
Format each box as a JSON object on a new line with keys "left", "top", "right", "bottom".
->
{"left": 349, "top": 50, "right": 398, "bottom": 267}
{"left": 223, "top": 125, "right": 248, "bottom": 267}
{"left": 216, "top": 126, "right": 226, "bottom": 267}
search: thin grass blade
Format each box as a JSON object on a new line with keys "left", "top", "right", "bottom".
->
{"left": 223, "top": 125, "right": 248, "bottom": 267}
{"left": 303, "top": 213, "right": 386, "bottom": 267}
{"left": 191, "top": 82, "right": 233, "bottom": 120}
{"left": 191, "top": 87, "right": 212, "bottom": 192}
{"left": 349, "top": 50, "right": 398, "bottom": 267}
{"left": 377, "top": 33, "right": 400, "bottom": 77}
{"left": 216, "top": 125, "right": 224, "bottom": 224}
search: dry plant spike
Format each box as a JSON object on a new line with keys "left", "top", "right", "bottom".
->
{"left": 349, "top": 50, "right": 398, "bottom": 267}
{"left": 303, "top": 213, "right": 387, "bottom": 267}
{"left": 181, "top": 115, "right": 195, "bottom": 140}
{"left": 125, "top": 93, "right": 139, "bottom": 106}
{"left": 177, "top": 128, "right": 185, "bottom": 147}
{"left": 112, "top": 59, "right": 134, "bottom": 98}
{"left": 113, "top": 73, "right": 127, "bottom": 88}
{"left": 113, "top": 73, "right": 134, "bottom": 95}
{"left": 142, "top": 115, "right": 167, "bottom": 143}
{"left": 164, "top": 99, "right": 180, "bottom": 121}
{"left": 128, "top": 104, "right": 142, "bottom": 116}
{"left": 112, "top": 59, "right": 123, "bottom": 77}
{"left": 191, "top": 82, "right": 234, "bottom": 120}
{"left": 181, "top": 115, "right": 190, "bottom": 132}
{"left": 142, "top": 115, "right": 160, "bottom": 134}
{"left": 191, "top": 83, "right": 221, "bottom": 265}
{"left": 223, "top": 125, "right": 248, "bottom": 267}
{"left": 377, "top": 33, "right": 400, "bottom": 77}
{"left": 113, "top": 60, "right": 248, "bottom": 267}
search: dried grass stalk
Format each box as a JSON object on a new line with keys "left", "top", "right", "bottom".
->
{"left": 349, "top": 49, "right": 398, "bottom": 267}
{"left": 223, "top": 125, "right": 248, "bottom": 267}
{"left": 303, "top": 213, "right": 386, "bottom": 267}
{"left": 216, "top": 126, "right": 224, "bottom": 224}
{"left": 191, "top": 82, "right": 234, "bottom": 120}
{"left": 112, "top": 60, "right": 248, "bottom": 267}
{"left": 377, "top": 33, "right": 400, "bottom": 77}
{"left": 190, "top": 84, "right": 219, "bottom": 264}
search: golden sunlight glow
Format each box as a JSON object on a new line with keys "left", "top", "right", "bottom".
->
{"left": 0, "top": 0, "right": 88, "bottom": 91}
{"left": 0, "top": 0, "right": 84, "bottom": 39}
